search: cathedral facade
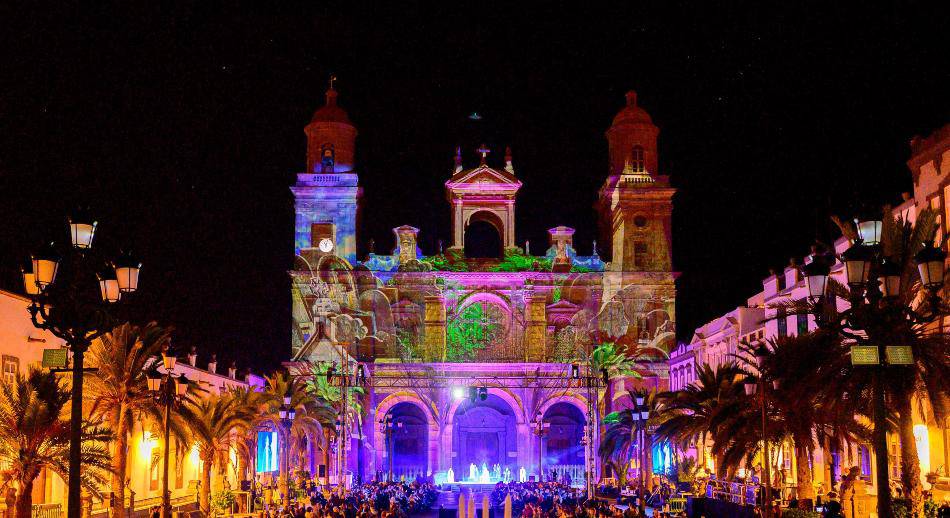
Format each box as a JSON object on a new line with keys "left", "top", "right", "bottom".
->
{"left": 287, "top": 86, "right": 676, "bottom": 486}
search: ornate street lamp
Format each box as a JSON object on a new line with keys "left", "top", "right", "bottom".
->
{"left": 21, "top": 214, "right": 141, "bottom": 518}
{"left": 148, "top": 348, "right": 188, "bottom": 518}
{"left": 31, "top": 242, "right": 61, "bottom": 290}
{"left": 68, "top": 209, "right": 97, "bottom": 249}
{"left": 914, "top": 243, "right": 947, "bottom": 292}
{"left": 804, "top": 212, "right": 948, "bottom": 518}
{"left": 98, "top": 268, "right": 121, "bottom": 304}
{"left": 113, "top": 250, "right": 142, "bottom": 293}
{"left": 877, "top": 258, "right": 902, "bottom": 299}
{"left": 855, "top": 218, "right": 883, "bottom": 246}
{"left": 841, "top": 242, "right": 872, "bottom": 289}
{"left": 801, "top": 257, "right": 831, "bottom": 301}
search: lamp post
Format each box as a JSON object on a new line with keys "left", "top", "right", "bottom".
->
{"left": 534, "top": 411, "right": 551, "bottom": 482}
{"left": 630, "top": 392, "right": 651, "bottom": 512}
{"left": 743, "top": 345, "right": 773, "bottom": 518}
{"left": 20, "top": 211, "right": 141, "bottom": 518}
{"left": 147, "top": 350, "right": 189, "bottom": 518}
{"left": 571, "top": 363, "right": 599, "bottom": 498}
{"left": 328, "top": 358, "right": 365, "bottom": 493}
{"left": 803, "top": 218, "right": 946, "bottom": 518}
{"left": 378, "top": 412, "right": 402, "bottom": 481}
{"left": 277, "top": 394, "right": 296, "bottom": 505}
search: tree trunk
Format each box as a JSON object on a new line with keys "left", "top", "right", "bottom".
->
{"left": 793, "top": 436, "right": 815, "bottom": 502}
{"left": 200, "top": 457, "right": 212, "bottom": 516}
{"left": 896, "top": 395, "right": 923, "bottom": 517}
{"left": 110, "top": 409, "right": 128, "bottom": 518}
{"left": 14, "top": 479, "right": 34, "bottom": 518}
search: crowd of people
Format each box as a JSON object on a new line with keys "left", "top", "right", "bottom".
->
{"left": 258, "top": 481, "right": 437, "bottom": 518}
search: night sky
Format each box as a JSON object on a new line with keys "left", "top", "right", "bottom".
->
{"left": 1, "top": 2, "right": 947, "bottom": 373}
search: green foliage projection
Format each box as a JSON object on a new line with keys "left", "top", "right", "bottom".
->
{"left": 445, "top": 302, "right": 502, "bottom": 361}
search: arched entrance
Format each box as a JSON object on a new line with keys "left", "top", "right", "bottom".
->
{"left": 464, "top": 211, "right": 504, "bottom": 258}
{"left": 542, "top": 402, "right": 586, "bottom": 484}
{"left": 387, "top": 402, "right": 429, "bottom": 481}
{"left": 452, "top": 393, "right": 518, "bottom": 479}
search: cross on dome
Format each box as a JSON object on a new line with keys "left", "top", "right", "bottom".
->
{"left": 477, "top": 144, "right": 490, "bottom": 165}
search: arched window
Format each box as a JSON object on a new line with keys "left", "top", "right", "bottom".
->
{"left": 630, "top": 145, "right": 645, "bottom": 173}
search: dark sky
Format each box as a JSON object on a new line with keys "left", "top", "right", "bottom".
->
{"left": 1, "top": 2, "right": 947, "bottom": 373}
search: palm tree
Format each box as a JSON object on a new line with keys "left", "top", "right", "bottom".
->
{"left": 0, "top": 369, "right": 111, "bottom": 518}
{"left": 227, "top": 386, "right": 270, "bottom": 483}
{"left": 179, "top": 392, "right": 256, "bottom": 514}
{"left": 833, "top": 206, "right": 950, "bottom": 515}
{"left": 732, "top": 334, "right": 870, "bottom": 502}
{"left": 302, "top": 362, "right": 365, "bottom": 483}
{"left": 652, "top": 362, "right": 747, "bottom": 478}
{"left": 86, "top": 323, "right": 172, "bottom": 518}
{"left": 599, "top": 390, "right": 661, "bottom": 485}
{"left": 262, "top": 372, "right": 333, "bottom": 498}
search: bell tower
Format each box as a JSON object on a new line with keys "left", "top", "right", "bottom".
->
{"left": 597, "top": 90, "right": 674, "bottom": 273}
{"left": 292, "top": 80, "right": 361, "bottom": 264}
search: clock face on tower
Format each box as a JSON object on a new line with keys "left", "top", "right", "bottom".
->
{"left": 318, "top": 238, "right": 334, "bottom": 253}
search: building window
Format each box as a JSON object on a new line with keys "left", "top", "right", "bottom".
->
{"left": 777, "top": 309, "right": 787, "bottom": 337}
{"left": 797, "top": 314, "right": 808, "bottom": 335}
{"left": 630, "top": 145, "right": 645, "bottom": 172}
{"left": 859, "top": 446, "right": 872, "bottom": 479}
{"left": 1, "top": 356, "right": 18, "bottom": 385}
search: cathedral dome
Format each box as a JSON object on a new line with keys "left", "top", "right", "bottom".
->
{"left": 310, "top": 88, "right": 352, "bottom": 125}
{"left": 611, "top": 90, "right": 653, "bottom": 125}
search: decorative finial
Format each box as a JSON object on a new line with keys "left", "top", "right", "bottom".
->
{"left": 325, "top": 75, "right": 338, "bottom": 105}
{"left": 592, "top": 240, "right": 599, "bottom": 257}
{"left": 477, "top": 144, "right": 490, "bottom": 165}
{"left": 454, "top": 146, "right": 463, "bottom": 173}
{"left": 626, "top": 90, "right": 637, "bottom": 107}
{"left": 504, "top": 146, "right": 514, "bottom": 174}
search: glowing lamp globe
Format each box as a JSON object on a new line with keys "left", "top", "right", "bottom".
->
{"left": 278, "top": 406, "right": 288, "bottom": 420}
{"left": 288, "top": 408, "right": 296, "bottom": 420}
{"left": 877, "top": 258, "right": 902, "bottom": 298}
{"left": 801, "top": 258, "right": 831, "bottom": 300}
{"left": 31, "top": 242, "right": 61, "bottom": 290}
{"left": 640, "top": 410, "right": 649, "bottom": 420}
{"left": 452, "top": 387, "right": 466, "bottom": 400}
{"left": 113, "top": 251, "right": 142, "bottom": 293}
{"left": 20, "top": 263, "right": 40, "bottom": 296}
{"left": 635, "top": 395, "right": 645, "bottom": 407}
{"left": 744, "top": 378, "right": 757, "bottom": 396}
{"left": 97, "top": 270, "right": 121, "bottom": 303}
{"left": 283, "top": 395, "right": 291, "bottom": 406}
{"left": 175, "top": 375, "right": 189, "bottom": 397}
{"left": 855, "top": 219, "right": 883, "bottom": 246}
{"left": 68, "top": 210, "right": 97, "bottom": 249}
{"left": 915, "top": 243, "right": 947, "bottom": 291}
{"left": 161, "top": 350, "right": 177, "bottom": 371}
{"left": 147, "top": 375, "right": 162, "bottom": 393}
{"left": 841, "top": 242, "right": 872, "bottom": 288}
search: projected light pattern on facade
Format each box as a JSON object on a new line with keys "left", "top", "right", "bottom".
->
{"left": 285, "top": 87, "right": 676, "bottom": 487}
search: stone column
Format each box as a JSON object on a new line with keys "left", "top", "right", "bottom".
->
{"left": 393, "top": 226, "right": 420, "bottom": 265}
{"left": 516, "top": 423, "right": 532, "bottom": 479}
{"left": 524, "top": 293, "right": 547, "bottom": 362}
{"left": 452, "top": 200, "right": 464, "bottom": 249}
{"left": 423, "top": 295, "right": 446, "bottom": 362}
